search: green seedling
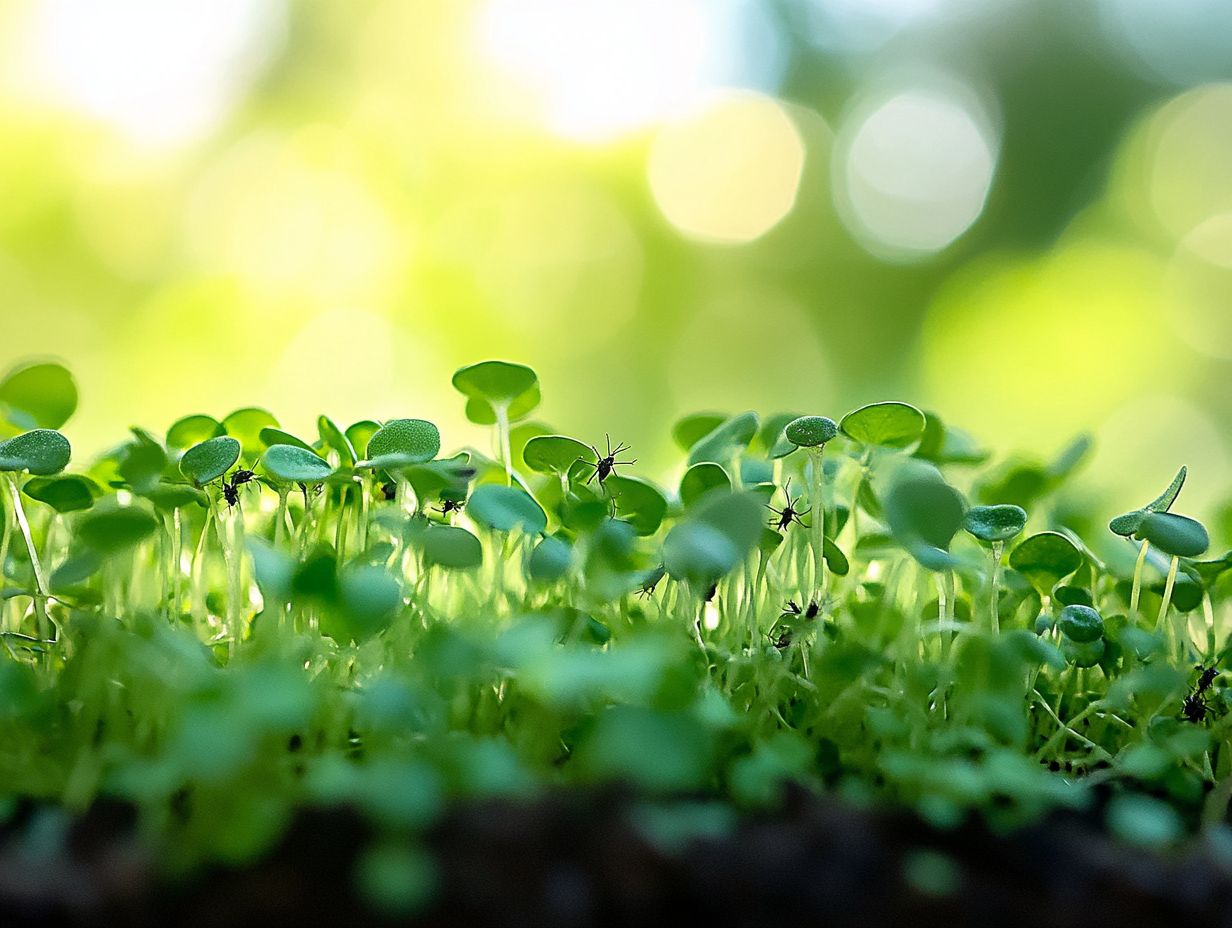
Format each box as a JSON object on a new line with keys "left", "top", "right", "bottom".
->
{"left": 0, "top": 355, "right": 1230, "bottom": 893}
{"left": 785, "top": 415, "right": 838, "bottom": 602}
{"left": 1111, "top": 466, "right": 1188, "bottom": 616}
{"left": 452, "top": 361, "right": 539, "bottom": 486}
{"left": 963, "top": 504, "right": 1027, "bottom": 633}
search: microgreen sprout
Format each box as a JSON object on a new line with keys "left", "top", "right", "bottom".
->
{"left": 0, "top": 356, "right": 1230, "bottom": 903}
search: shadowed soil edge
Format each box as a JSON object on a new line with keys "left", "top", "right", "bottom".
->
{"left": 3, "top": 788, "right": 1232, "bottom": 927}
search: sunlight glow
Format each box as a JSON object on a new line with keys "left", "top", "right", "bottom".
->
{"left": 835, "top": 81, "right": 998, "bottom": 259}
{"left": 21, "top": 0, "right": 283, "bottom": 145}
{"left": 476, "top": 0, "right": 784, "bottom": 142}
{"left": 648, "top": 93, "right": 807, "bottom": 244}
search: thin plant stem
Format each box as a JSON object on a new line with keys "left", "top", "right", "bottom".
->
{"left": 1155, "top": 554, "right": 1179, "bottom": 633}
{"left": 4, "top": 474, "right": 50, "bottom": 640}
{"left": 808, "top": 447, "right": 826, "bottom": 603}
{"left": 1130, "top": 539, "right": 1150, "bottom": 616}
{"left": 989, "top": 542, "right": 1003, "bottom": 636}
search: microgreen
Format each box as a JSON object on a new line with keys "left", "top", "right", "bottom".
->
{"left": 1, "top": 357, "right": 1231, "bottom": 900}
{"left": 179, "top": 435, "right": 241, "bottom": 487}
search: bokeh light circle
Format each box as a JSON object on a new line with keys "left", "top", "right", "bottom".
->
{"left": 648, "top": 93, "right": 807, "bottom": 244}
{"left": 834, "top": 80, "right": 999, "bottom": 260}
{"left": 1161, "top": 214, "right": 1232, "bottom": 360}
{"left": 1142, "top": 85, "right": 1232, "bottom": 240}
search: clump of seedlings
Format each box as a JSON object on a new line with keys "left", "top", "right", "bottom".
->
{"left": 1, "top": 358, "right": 1231, "bottom": 914}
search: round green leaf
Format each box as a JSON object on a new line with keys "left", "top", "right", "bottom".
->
{"left": 366, "top": 419, "right": 441, "bottom": 465}
{"left": 179, "top": 436, "right": 241, "bottom": 486}
{"left": 421, "top": 524, "right": 483, "bottom": 569}
{"left": 823, "top": 536, "right": 849, "bottom": 576}
{"left": 523, "top": 435, "right": 592, "bottom": 476}
{"left": 1009, "top": 531, "right": 1083, "bottom": 594}
{"left": 884, "top": 467, "right": 965, "bottom": 562}
{"left": 167, "top": 414, "right": 224, "bottom": 450}
{"left": 672, "top": 412, "right": 727, "bottom": 453}
{"left": 679, "top": 462, "right": 731, "bottom": 508}
{"left": 963, "top": 504, "right": 1027, "bottom": 543}
{"left": 22, "top": 474, "right": 100, "bottom": 513}
{"left": 0, "top": 362, "right": 77, "bottom": 430}
{"left": 785, "top": 415, "right": 838, "bottom": 449}
{"left": 687, "top": 411, "right": 759, "bottom": 466}
{"left": 604, "top": 475, "right": 668, "bottom": 536}
{"left": 1058, "top": 604, "right": 1103, "bottom": 643}
{"left": 1136, "top": 511, "right": 1209, "bottom": 559}
{"left": 663, "top": 490, "right": 762, "bottom": 586}
{"left": 118, "top": 432, "right": 167, "bottom": 493}
{"left": 0, "top": 429, "right": 71, "bottom": 475}
{"left": 259, "top": 427, "right": 315, "bottom": 453}
{"left": 452, "top": 361, "right": 540, "bottom": 424}
{"left": 467, "top": 484, "right": 547, "bottom": 534}
{"left": 261, "top": 444, "right": 334, "bottom": 483}
{"left": 76, "top": 505, "right": 159, "bottom": 553}
{"left": 527, "top": 535, "right": 573, "bottom": 582}
{"left": 222, "top": 407, "right": 279, "bottom": 461}
{"left": 840, "top": 402, "right": 926, "bottom": 448}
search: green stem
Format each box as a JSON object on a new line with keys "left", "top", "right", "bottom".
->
{"left": 274, "top": 487, "right": 289, "bottom": 548}
{"left": 1130, "top": 539, "right": 1150, "bottom": 616}
{"left": 808, "top": 447, "right": 826, "bottom": 603}
{"left": 1155, "top": 554, "right": 1178, "bottom": 633}
{"left": 495, "top": 404, "right": 513, "bottom": 487}
{"left": 0, "top": 498, "right": 12, "bottom": 632}
{"left": 989, "top": 542, "right": 1003, "bottom": 636}
{"left": 4, "top": 474, "right": 50, "bottom": 640}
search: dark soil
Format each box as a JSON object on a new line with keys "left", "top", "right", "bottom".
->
{"left": 4, "top": 788, "right": 1232, "bottom": 927}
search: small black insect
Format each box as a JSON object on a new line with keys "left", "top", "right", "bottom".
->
{"left": 435, "top": 496, "right": 466, "bottom": 518}
{"left": 782, "top": 599, "right": 820, "bottom": 620}
{"left": 767, "top": 478, "right": 810, "bottom": 532}
{"left": 577, "top": 434, "right": 636, "bottom": 486}
{"left": 380, "top": 482, "right": 397, "bottom": 501}
{"left": 1182, "top": 664, "right": 1220, "bottom": 723}
{"left": 220, "top": 469, "right": 258, "bottom": 508}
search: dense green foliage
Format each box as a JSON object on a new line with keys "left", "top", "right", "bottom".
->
{"left": 1, "top": 360, "right": 1232, "bottom": 911}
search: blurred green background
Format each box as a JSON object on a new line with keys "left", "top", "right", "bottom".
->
{"left": 1, "top": 0, "right": 1230, "bottom": 513}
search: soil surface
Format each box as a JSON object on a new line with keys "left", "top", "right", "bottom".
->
{"left": 4, "top": 788, "right": 1232, "bottom": 927}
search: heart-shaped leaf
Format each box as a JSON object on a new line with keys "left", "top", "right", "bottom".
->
{"left": 222, "top": 407, "right": 279, "bottom": 461}
{"left": 840, "top": 402, "right": 926, "bottom": 448}
{"left": 261, "top": 444, "right": 334, "bottom": 484}
{"left": 523, "top": 435, "right": 592, "bottom": 477}
{"left": 179, "top": 436, "right": 241, "bottom": 486}
{"left": 883, "top": 465, "right": 965, "bottom": 568}
{"left": 166, "top": 414, "right": 224, "bottom": 450}
{"left": 452, "top": 361, "right": 539, "bottom": 424}
{"left": 604, "top": 475, "right": 668, "bottom": 536}
{"left": 680, "top": 462, "right": 730, "bottom": 508}
{"left": 1009, "top": 531, "right": 1083, "bottom": 594}
{"left": 0, "top": 429, "right": 71, "bottom": 475}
